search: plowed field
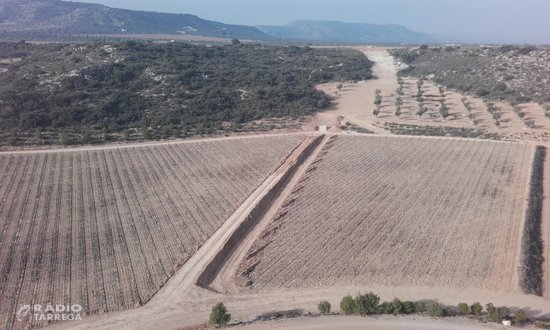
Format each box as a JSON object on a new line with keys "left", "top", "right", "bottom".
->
{"left": 0, "top": 135, "right": 305, "bottom": 330}
{"left": 240, "top": 136, "right": 534, "bottom": 292}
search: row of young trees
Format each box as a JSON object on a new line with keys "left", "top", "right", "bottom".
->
{"left": 330, "top": 293, "right": 528, "bottom": 324}
{"left": 372, "top": 78, "right": 452, "bottom": 120}
{"left": 209, "top": 296, "right": 531, "bottom": 328}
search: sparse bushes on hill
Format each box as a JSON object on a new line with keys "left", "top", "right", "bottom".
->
{"left": 391, "top": 46, "right": 549, "bottom": 105}
{"left": 0, "top": 41, "right": 374, "bottom": 146}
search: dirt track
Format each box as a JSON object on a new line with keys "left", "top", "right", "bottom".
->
{"left": 235, "top": 315, "right": 503, "bottom": 330}
{"left": 205, "top": 135, "right": 329, "bottom": 293}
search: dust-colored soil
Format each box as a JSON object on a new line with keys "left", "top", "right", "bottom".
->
{"left": 49, "top": 283, "right": 550, "bottom": 330}
{"left": 0, "top": 58, "right": 22, "bottom": 64}
{"left": 309, "top": 48, "right": 395, "bottom": 135}
{"left": 235, "top": 315, "right": 505, "bottom": 330}
{"left": 0, "top": 135, "right": 305, "bottom": 330}
{"left": 240, "top": 136, "right": 533, "bottom": 292}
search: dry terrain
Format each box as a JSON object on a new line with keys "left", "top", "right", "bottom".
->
{"left": 0, "top": 134, "right": 305, "bottom": 330}
{"left": 235, "top": 315, "right": 507, "bottom": 330}
{"left": 313, "top": 48, "right": 550, "bottom": 142}
{"left": 239, "top": 135, "right": 534, "bottom": 291}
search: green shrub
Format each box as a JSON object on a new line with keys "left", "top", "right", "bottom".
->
{"left": 353, "top": 292, "right": 380, "bottom": 315}
{"left": 209, "top": 302, "right": 231, "bottom": 327}
{"left": 82, "top": 131, "right": 92, "bottom": 144}
{"left": 7, "top": 134, "right": 17, "bottom": 146}
{"left": 428, "top": 302, "right": 444, "bottom": 317}
{"left": 486, "top": 303, "right": 498, "bottom": 322}
{"left": 59, "top": 131, "right": 70, "bottom": 145}
{"left": 439, "top": 104, "right": 449, "bottom": 118}
{"left": 318, "top": 300, "right": 331, "bottom": 315}
{"left": 515, "top": 309, "right": 527, "bottom": 323}
{"left": 391, "top": 298, "right": 403, "bottom": 314}
{"left": 402, "top": 301, "right": 415, "bottom": 314}
{"left": 471, "top": 302, "right": 483, "bottom": 316}
{"left": 340, "top": 295, "right": 355, "bottom": 315}
{"left": 34, "top": 128, "right": 43, "bottom": 145}
{"left": 497, "top": 306, "right": 510, "bottom": 322}
{"left": 458, "top": 303, "right": 469, "bottom": 315}
{"left": 414, "top": 301, "right": 426, "bottom": 313}
{"left": 378, "top": 302, "right": 393, "bottom": 314}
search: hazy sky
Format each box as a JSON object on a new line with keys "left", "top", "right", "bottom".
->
{"left": 80, "top": 0, "right": 550, "bottom": 44}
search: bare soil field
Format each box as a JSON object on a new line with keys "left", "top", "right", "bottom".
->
{"left": 0, "top": 134, "right": 305, "bottom": 330}
{"left": 239, "top": 135, "right": 534, "bottom": 292}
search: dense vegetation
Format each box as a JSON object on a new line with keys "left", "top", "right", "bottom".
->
{"left": 520, "top": 146, "right": 546, "bottom": 295}
{"left": 383, "top": 123, "right": 500, "bottom": 140}
{"left": 391, "top": 46, "right": 550, "bottom": 106}
{"left": 0, "top": 41, "right": 373, "bottom": 146}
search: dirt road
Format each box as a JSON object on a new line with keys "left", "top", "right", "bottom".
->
{"left": 208, "top": 135, "right": 330, "bottom": 293}
{"left": 235, "top": 315, "right": 504, "bottom": 330}
{"left": 309, "top": 47, "right": 397, "bottom": 134}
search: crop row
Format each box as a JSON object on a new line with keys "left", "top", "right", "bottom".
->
{"left": 0, "top": 135, "right": 304, "bottom": 329}
{"left": 241, "top": 136, "right": 533, "bottom": 293}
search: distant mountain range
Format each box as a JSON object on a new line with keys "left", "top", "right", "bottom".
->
{"left": 259, "top": 21, "right": 437, "bottom": 44}
{"left": 0, "top": 0, "right": 270, "bottom": 40}
{"left": 0, "top": 0, "right": 438, "bottom": 44}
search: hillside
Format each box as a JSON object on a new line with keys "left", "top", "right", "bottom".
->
{"left": 0, "top": 0, "right": 270, "bottom": 40}
{"left": 0, "top": 41, "right": 373, "bottom": 146}
{"left": 391, "top": 46, "right": 550, "bottom": 107}
{"left": 259, "top": 21, "right": 436, "bottom": 44}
